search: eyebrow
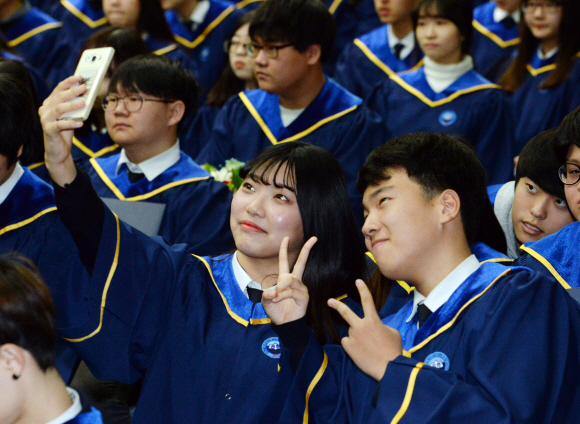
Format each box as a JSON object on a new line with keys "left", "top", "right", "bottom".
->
{"left": 362, "top": 184, "right": 395, "bottom": 210}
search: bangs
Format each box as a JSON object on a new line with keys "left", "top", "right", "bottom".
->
{"left": 418, "top": 2, "right": 442, "bottom": 18}
{"left": 242, "top": 158, "right": 297, "bottom": 192}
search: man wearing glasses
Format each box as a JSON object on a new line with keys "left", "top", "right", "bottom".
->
{"left": 514, "top": 107, "right": 580, "bottom": 289}
{"left": 76, "top": 54, "right": 234, "bottom": 256}
{"left": 196, "top": 0, "right": 389, "bottom": 228}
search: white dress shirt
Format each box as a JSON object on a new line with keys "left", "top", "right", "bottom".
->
{"left": 406, "top": 254, "right": 480, "bottom": 327}
{"left": 0, "top": 162, "right": 24, "bottom": 205}
{"left": 493, "top": 5, "right": 521, "bottom": 24}
{"left": 387, "top": 24, "right": 416, "bottom": 60}
{"left": 232, "top": 251, "right": 276, "bottom": 299}
{"left": 115, "top": 141, "right": 181, "bottom": 182}
{"left": 44, "top": 387, "right": 83, "bottom": 424}
{"left": 537, "top": 46, "right": 559, "bottom": 60}
{"left": 279, "top": 105, "right": 305, "bottom": 127}
{"left": 187, "top": 0, "right": 210, "bottom": 31}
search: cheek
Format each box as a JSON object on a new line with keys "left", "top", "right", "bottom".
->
{"left": 272, "top": 210, "right": 303, "bottom": 240}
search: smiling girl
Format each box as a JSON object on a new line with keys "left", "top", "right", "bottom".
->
{"left": 500, "top": 0, "right": 580, "bottom": 155}
{"left": 367, "top": 0, "right": 514, "bottom": 185}
{"left": 39, "top": 74, "right": 368, "bottom": 424}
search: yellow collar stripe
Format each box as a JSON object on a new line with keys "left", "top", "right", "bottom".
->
{"left": 390, "top": 72, "right": 501, "bottom": 108}
{"left": 235, "top": 0, "right": 263, "bottom": 8}
{"left": 89, "top": 157, "right": 209, "bottom": 201}
{"left": 354, "top": 38, "right": 396, "bottom": 77}
{"left": 64, "top": 213, "right": 120, "bottom": 342}
{"left": 153, "top": 44, "right": 177, "bottom": 56}
{"left": 328, "top": 0, "right": 343, "bottom": 14}
{"left": 239, "top": 92, "right": 278, "bottom": 144}
{"left": 73, "top": 136, "right": 119, "bottom": 159}
{"left": 7, "top": 22, "right": 62, "bottom": 47}
{"left": 174, "top": 5, "right": 235, "bottom": 49}
{"left": 0, "top": 207, "right": 57, "bottom": 236}
{"left": 519, "top": 245, "right": 570, "bottom": 289}
{"left": 480, "top": 258, "right": 514, "bottom": 264}
{"left": 303, "top": 352, "right": 329, "bottom": 424}
{"left": 527, "top": 51, "right": 580, "bottom": 76}
{"left": 28, "top": 161, "right": 45, "bottom": 170}
{"left": 390, "top": 362, "right": 425, "bottom": 424}
{"left": 60, "top": 0, "right": 107, "bottom": 28}
{"left": 403, "top": 269, "right": 511, "bottom": 356}
{"left": 396, "top": 280, "right": 414, "bottom": 294}
{"left": 472, "top": 20, "right": 520, "bottom": 48}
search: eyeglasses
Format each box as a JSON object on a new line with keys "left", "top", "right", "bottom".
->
{"left": 558, "top": 163, "right": 580, "bottom": 185}
{"left": 102, "top": 95, "right": 174, "bottom": 112}
{"left": 522, "top": 1, "right": 562, "bottom": 14}
{"left": 246, "top": 43, "right": 293, "bottom": 59}
{"left": 223, "top": 40, "right": 251, "bottom": 54}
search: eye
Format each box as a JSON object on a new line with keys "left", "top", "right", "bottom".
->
{"left": 555, "top": 198, "right": 568, "bottom": 208}
{"left": 265, "top": 46, "right": 277, "bottom": 56}
{"left": 526, "top": 183, "right": 537, "bottom": 194}
{"left": 275, "top": 193, "right": 289, "bottom": 201}
{"left": 127, "top": 96, "right": 141, "bottom": 103}
{"left": 242, "top": 182, "right": 254, "bottom": 192}
{"left": 378, "top": 197, "right": 390, "bottom": 206}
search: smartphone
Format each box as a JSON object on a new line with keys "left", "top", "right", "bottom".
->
{"left": 59, "top": 47, "right": 115, "bottom": 121}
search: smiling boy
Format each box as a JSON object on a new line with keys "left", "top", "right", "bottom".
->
{"left": 514, "top": 107, "right": 580, "bottom": 288}
{"left": 270, "top": 132, "right": 580, "bottom": 423}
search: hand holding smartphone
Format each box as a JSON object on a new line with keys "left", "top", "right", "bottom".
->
{"left": 59, "top": 47, "right": 115, "bottom": 121}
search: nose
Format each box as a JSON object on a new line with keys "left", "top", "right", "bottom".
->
{"left": 425, "top": 22, "right": 436, "bottom": 37}
{"left": 253, "top": 49, "right": 268, "bottom": 67}
{"left": 361, "top": 210, "right": 379, "bottom": 240}
{"left": 530, "top": 197, "right": 549, "bottom": 220}
{"left": 113, "top": 98, "right": 130, "bottom": 116}
{"left": 246, "top": 192, "right": 265, "bottom": 218}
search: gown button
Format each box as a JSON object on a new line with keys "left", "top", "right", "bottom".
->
{"left": 225, "top": 393, "right": 232, "bottom": 400}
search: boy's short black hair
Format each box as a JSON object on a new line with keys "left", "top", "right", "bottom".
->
{"left": 249, "top": 0, "right": 337, "bottom": 63}
{"left": 554, "top": 106, "right": 580, "bottom": 164}
{"left": 108, "top": 54, "right": 199, "bottom": 127}
{"left": 357, "top": 132, "right": 505, "bottom": 252}
{"left": 412, "top": 0, "right": 473, "bottom": 54}
{"left": 0, "top": 73, "right": 37, "bottom": 167}
{"left": 515, "top": 128, "right": 566, "bottom": 199}
{"left": 0, "top": 254, "right": 57, "bottom": 372}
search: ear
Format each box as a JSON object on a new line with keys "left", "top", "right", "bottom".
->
{"left": 437, "top": 189, "right": 461, "bottom": 227}
{"left": 0, "top": 344, "right": 25, "bottom": 378}
{"left": 166, "top": 100, "right": 185, "bottom": 127}
{"left": 305, "top": 44, "right": 322, "bottom": 65}
{"left": 17, "top": 145, "right": 23, "bottom": 158}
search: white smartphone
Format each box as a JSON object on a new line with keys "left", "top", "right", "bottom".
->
{"left": 59, "top": 47, "right": 115, "bottom": 121}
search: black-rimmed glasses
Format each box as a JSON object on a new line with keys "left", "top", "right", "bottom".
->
{"left": 223, "top": 40, "right": 251, "bottom": 53}
{"left": 558, "top": 163, "right": 580, "bottom": 185}
{"left": 102, "top": 95, "right": 174, "bottom": 112}
{"left": 245, "top": 43, "right": 293, "bottom": 59}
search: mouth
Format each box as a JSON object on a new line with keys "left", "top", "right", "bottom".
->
{"left": 240, "top": 220, "right": 266, "bottom": 233}
{"left": 378, "top": 8, "right": 390, "bottom": 16}
{"left": 255, "top": 71, "right": 268, "bottom": 79}
{"left": 422, "top": 43, "right": 438, "bottom": 49}
{"left": 521, "top": 221, "right": 543, "bottom": 236}
{"left": 371, "top": 238, "right": 388, "bottom": 250}
{"left": 234, "top": 61, "right": 245, "bottom": 69}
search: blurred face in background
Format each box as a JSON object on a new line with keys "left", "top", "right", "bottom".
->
{"left": 228, "top": 24, "right": 255, "bottom": 83}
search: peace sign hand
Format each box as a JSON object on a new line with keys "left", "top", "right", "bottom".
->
{"left": 328, "top": 280, "right": 402, "bottom": 381}
{"left": 262, "top": 236, "right": 317, "bottom": 325}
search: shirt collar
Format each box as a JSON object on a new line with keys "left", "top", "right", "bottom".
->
{"left": 232, "top": 251, "right": 264, "bottom": 299}
{"left": 189, "top": 0, "right": 210, "bottom": 24}
{"left": 387, "top": 24, "right": 416, "bottom": 60}
{"left": 0, "top": 0, "right": 31, "bottom": 25}
{"left": 0, "top": 162, "right": 24, "bottom": 205}
{"left": 537, "top": 45, "right": 559, "bottom": 60}
{"left": 493, "top": 5, "right": 521, "bottom": 24}
{"left": 44, "top": 387, "right": 83, "bottom": 424}
{"left": 115, "top": 140, "right": 181, "bottom": 182}
{"left": 406, "top": 254, "right": 480, "bottom": 324}
{"left": 423, "top": 55, "right": 474, "bottom": 93}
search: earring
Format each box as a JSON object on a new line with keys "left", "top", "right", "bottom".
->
{"left": 13, "top": 373, "right": 20, "bottom": 380}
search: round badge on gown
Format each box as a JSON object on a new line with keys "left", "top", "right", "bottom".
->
{"left": 425, "top": 351, "right": 450, "bottom": 370}
{"left": 262, "top": 337, "right": 281, "bottom": 358}
{"left": 438, "top": 110, "right": 457, "bottom": 127}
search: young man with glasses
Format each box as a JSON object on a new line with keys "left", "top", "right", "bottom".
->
{"left": 76, "top": 54, "right": 234, "bottom": 256}
{"left": 196, "top": 0, "right": 389, "bottom": 228}
{"left": 514, "top": 107, "right": 580, "bottom": 288}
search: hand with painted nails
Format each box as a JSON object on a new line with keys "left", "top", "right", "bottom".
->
{"left": 39, "top": 75, "right": 87, "bottom": 187}
{"left": 262, "top": 236, "right": 317, "bottom": 325}
{"left": 328, "top": 279, "right": 402, "bottom": 381}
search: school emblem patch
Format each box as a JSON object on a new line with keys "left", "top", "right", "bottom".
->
{"left": 200, "top": 47, "right": 211, "bottom": 62}
{"left": 261, "top": 337, "right": 281, "bottom": 359}
{"left": 438, "top": 110, "right": 457, "bottom": 127}
{"left": 425, "top": 352, "right": 450, "bottom": 370}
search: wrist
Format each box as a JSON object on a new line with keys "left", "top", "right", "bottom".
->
{"left": 46, "top": 155, "right": 77, "bottom": 187}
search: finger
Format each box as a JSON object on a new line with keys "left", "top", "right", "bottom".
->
{"left": 356, "top": 280, "right": 379, "bottom": 320}
{"left": 40, "top": 91, "right": 86, "bottom": 125}
{"left": 44, "top": 119, "right": 83, "bottom": 135}
{"left": 41, "top": 78, "right": 86, "bottom": 111}
{"left": 271, "top": 288, "right": 308, "bottom": 303}
{"left": 275, "top": 274, "right": 308, "bottom": 294}
{"left": 278, "top": 236, "right": 290, "bottom": 275}
{"left": 291, "top": 236, "right": 317, "bottom": 281}
{"left": 328, "top": 297, "right": 359, "bottom": 327}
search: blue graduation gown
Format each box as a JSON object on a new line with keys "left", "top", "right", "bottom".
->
{"left": 179, "top": 104, "right": 221, "bottom": 160}
{"left": 335, "top": 24, "right": 423, "bottom": 100}
{"left": 511, "top": 51, "right": 580, "bottom": 155}
{"left": 0, "top": 168, "right": 86, "bottom": 383}
{"left": 71, "top": 133, "right": 119, "bottom": 163}
{"left": 165, "top": 0, "right": 244, "bottom": 99}
{"left": 78, "top": 151, "right": 234, "bottom": 255}
{"left": 144, "top": 36, "right": 200, "bottom": 79}
{"left": 353, "top": 0, "right": 382, "bottom": 38}
{"left": 276, "top": 262, "right": 580, "bottom": 423}
{"left": 49, "top": 0, "right": 106, "bottom": 54}
{"left": 196, "top": 78, "right": 389, "bottom": 227}
{"left": 44, "top": 206, "right": 284, "bottom": 423}
{"left": 471, "top": 2, "right": 520, "bottom": 82}
{"left": 514, "top": 221, "right": 580, "bottom": 289}
{"left": 0, "top": 50, "right": 50, "bottom": 102}
{"left": 367, "top": 66, "right": 514, "bottom": 185}
{"left": 2, "top": 7, "right": 72, "bottom": 89}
